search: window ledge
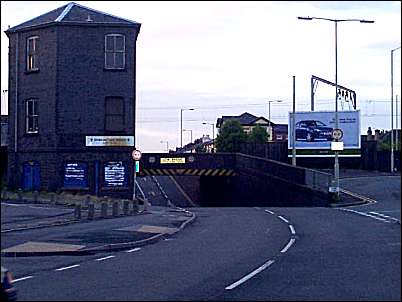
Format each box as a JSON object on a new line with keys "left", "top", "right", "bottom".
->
{"left": 103, "top": 68, "right": 127, "bottom": 72}
{"left": 25, "top": 69, "right": 40, "bottom": 74}
{"left": 25, "top": 132, "right": 40, "bottom": 136}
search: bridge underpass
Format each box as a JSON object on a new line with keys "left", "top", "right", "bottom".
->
{"left": 137, "top": 153, "right": 332, "bottom": 207}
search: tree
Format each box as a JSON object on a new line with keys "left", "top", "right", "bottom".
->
{"left": 248, "top": 124, "right": 268, "bottom": 144}
{"left": 215, "top": 120, "right": 247, "bottom": 152}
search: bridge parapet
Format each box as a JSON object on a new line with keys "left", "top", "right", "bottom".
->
{"left": 138, "top": 153, "right": 237, "bottom": 176}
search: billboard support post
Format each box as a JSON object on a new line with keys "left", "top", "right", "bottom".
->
{"left": 292, "top": 76, "right": 296, "bottom": 166}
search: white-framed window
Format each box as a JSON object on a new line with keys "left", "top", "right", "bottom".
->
{"left": 26, "top": 98, "right": 39, "bottom": 134}
{"left": 105, "top": 34, "right": 125, "bottom": 69}
{"left": 26, "top": 36, "right": 39, "bottom": 71}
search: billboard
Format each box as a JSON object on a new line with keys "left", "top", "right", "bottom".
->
{"left": 288, "top": 110, "right": 360, "bottom": 151}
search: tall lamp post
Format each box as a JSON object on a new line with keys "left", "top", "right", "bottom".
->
{"left": 391, "top": 46, "right": 401, "bottom": 172}
{"left": 202, "top": 122, "right": 215, "bottom": 152}
{"left": 160, "top": 140, "right": 169, "bottom": 152}
{"left": 268, "top": 100, "right": 283, "bottom": 141}
{"left": 298, "top": 16, "right": 374, "bottom": 201}
{"left": 183, "top": 129, "right": 193, "bottom": 152}
{"left": 180, "top": 108, "right": 195, "bottom": 149}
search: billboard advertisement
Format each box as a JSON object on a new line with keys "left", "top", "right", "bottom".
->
{"left": 288, "top": 110, "right": 360, "bottom": 150}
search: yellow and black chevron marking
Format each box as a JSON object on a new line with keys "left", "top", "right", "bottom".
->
{"left": 138, "top": 168, "right": 237, "bottom": 177}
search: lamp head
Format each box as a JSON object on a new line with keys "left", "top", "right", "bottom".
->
{"left": 298, "top": 16, "right": 313, "bottom": 20}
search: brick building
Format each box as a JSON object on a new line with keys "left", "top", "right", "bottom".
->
{"left": 5, "top": 2, "right": 141, "bottom": 197}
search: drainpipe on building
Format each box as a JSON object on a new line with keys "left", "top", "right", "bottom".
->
{"left": 14, "top": 32, "right": 19, "bottom": 188}
{"left": 14, "top": 32, "right": 19, "bottom": 154}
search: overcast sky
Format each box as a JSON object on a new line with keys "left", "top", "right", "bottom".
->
{"left": 1, "top": 1, "right": 401, "bottom": 152}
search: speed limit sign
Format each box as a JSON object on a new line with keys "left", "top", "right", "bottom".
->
{"left": 332, "top": 128, "right": 343, "bottom": 140}
{"left": 132, "top": 149, "right": 142, "bottom": 161}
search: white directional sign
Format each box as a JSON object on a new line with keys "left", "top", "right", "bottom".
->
{"left": 86, "top": 136, "right": 134, "bottom": 147}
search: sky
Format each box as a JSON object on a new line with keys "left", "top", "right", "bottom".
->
{"left": 1, "top": 1, "right": 401, "bottom": 152}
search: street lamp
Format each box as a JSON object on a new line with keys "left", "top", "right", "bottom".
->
{"left": 180, "top": 108, "right": 195, "bottom": 149}
{"left": 298, "top": 16, "right": 374, "bottom": 200}
{"left": 160, "top": 140, "right": 169, "bottom": 152}
{"left": 391, "top": 46, "right": 401, "bottom": 172}
{"left": 202, "top": 122, "right": 215, "bottom": 152}
{"left": 182, "top": 129, "right": 193, "bottom": 152}
{"left": 268, "top": 100, "right": 283, "bottom": 141}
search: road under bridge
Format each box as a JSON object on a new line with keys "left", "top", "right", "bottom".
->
{"left": 137, "top": 153, "right": 332, "bottom": 207}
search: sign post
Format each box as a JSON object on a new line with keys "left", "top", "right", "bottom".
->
{"left": 132, "top": 150, "right": 142, "bottom": 200}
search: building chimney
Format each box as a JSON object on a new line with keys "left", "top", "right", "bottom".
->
{"left": 367, "top": 127, "right": 373, "bottom": 141}
{"left": 374, "top": 129, "right": 380, "bottom": 141}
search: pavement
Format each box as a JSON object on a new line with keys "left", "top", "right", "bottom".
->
{"left": 1, "top": 191, "right": 196, "bottom": 257}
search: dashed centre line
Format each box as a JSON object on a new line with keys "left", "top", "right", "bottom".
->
{"left": 289, "top": 225, "right": 296, "bottom": 235}
{"left": 225, "top": 209, "right": 297, "bottom": 291}
{"left": 225, "top": 260, "right": 276, "bottom": 290}
{"left": 280, "top": 238, "right": 296, "bottom": 253}
{"left": 126, "top": 247, "right": 141, "bottom": 253}
{"left": 55, "top": 264, "right": 80, "bottom": 271}
{"left": 12, "top": 276, "right": 33, "bottom": 283}
{"left": 95, "top": 255, "right": 115, "bottom": 261}
{"left": 277, "top": 215, "right": 289, "bottom": 223}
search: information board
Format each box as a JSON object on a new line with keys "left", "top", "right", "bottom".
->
{"left": 103, "top": 161, "right": 128, "bottom": 187}
{"left": 160, "top": 158, "right": 186, "bottom": 164}
{"left": 63, "top": 162, "right": 88, "bottom": 188}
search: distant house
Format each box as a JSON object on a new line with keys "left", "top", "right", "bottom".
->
{"left": 216, "top": 112, "right": 288, "bottom": 141}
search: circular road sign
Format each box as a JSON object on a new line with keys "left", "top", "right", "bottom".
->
{"left": 132, "top": 149, "right": 142, "bottom": 161}
{"left": 332, "top": 128, "right": 343, "bottom": 140}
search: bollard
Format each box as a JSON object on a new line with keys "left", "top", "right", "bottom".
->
{"left": 123, "top": 200, "right": 129, "bottom": 215}
{"left": 112, "top": 201, "right": 119, "bottom": 217}
{"left": 85, "top": 195, "right": 91, "bottom": 208}
{"left": 33, "top": 190, "right": 39, "bottom": 203}
{"left": 87, "top": 203, "right": 95, "bottom": 220}
{"left": 74, "top": 204, "right": 82, "bottom": 220}
{"left": 50, "top": 193, "right": 56, "bottom": 204}
{"left": 101, "top": 202, "right": 108, "bottom": 218}
{"left": 132, "top": 199, "right": 139, "bottom": 214}
{"left": 17, "top": 189, "right": 23, "bottom": 202}
{"left": 1, "top": 189, "right": 7, "bottom": 200}
{"left": 143, "top": 199, "right": 150, "bottom": 212}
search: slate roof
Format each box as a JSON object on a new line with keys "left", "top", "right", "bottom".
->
{"left": 5, "top": 2, "right": 140, "bottom": 34}
{"left": 216, "top": 112, "right": 271, "bottom": 128}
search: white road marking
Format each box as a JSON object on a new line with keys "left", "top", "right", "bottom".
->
{"left": 126, "top": 248, "right": 141, "bottom": 253}
{"left": 289, "top": 225, "right": 296, "bottom": 235}
{"left": 265, "top": 210, "right": 275, "bottom": 215}
{"left": 341, "top": 209, "right": 390, "bottom": 222}
{"left": 369, "top": 211, "right": 401, "bottom": 223}
{"left": 12, "top": 276, "right": 33, "bottom": 283}
{"left": 55, "top": 264, "right": 80, "bottom": 271}
{"left": 95, "top": 255, "right": 115, "bottom": 261}
{"left": 277, "top": 215, "right": 289, "bottom": 223}
{"left": 280, "top": 238, "right": 296, "bottom": 253}
{"left": 225, "top": 260, "right": 275, "bottom": 290}
{"left": 339, "top": 189, "right": 378, "bottom": 206}
{"left": 2, "top": 203, "right": 69, "bottom": 210}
